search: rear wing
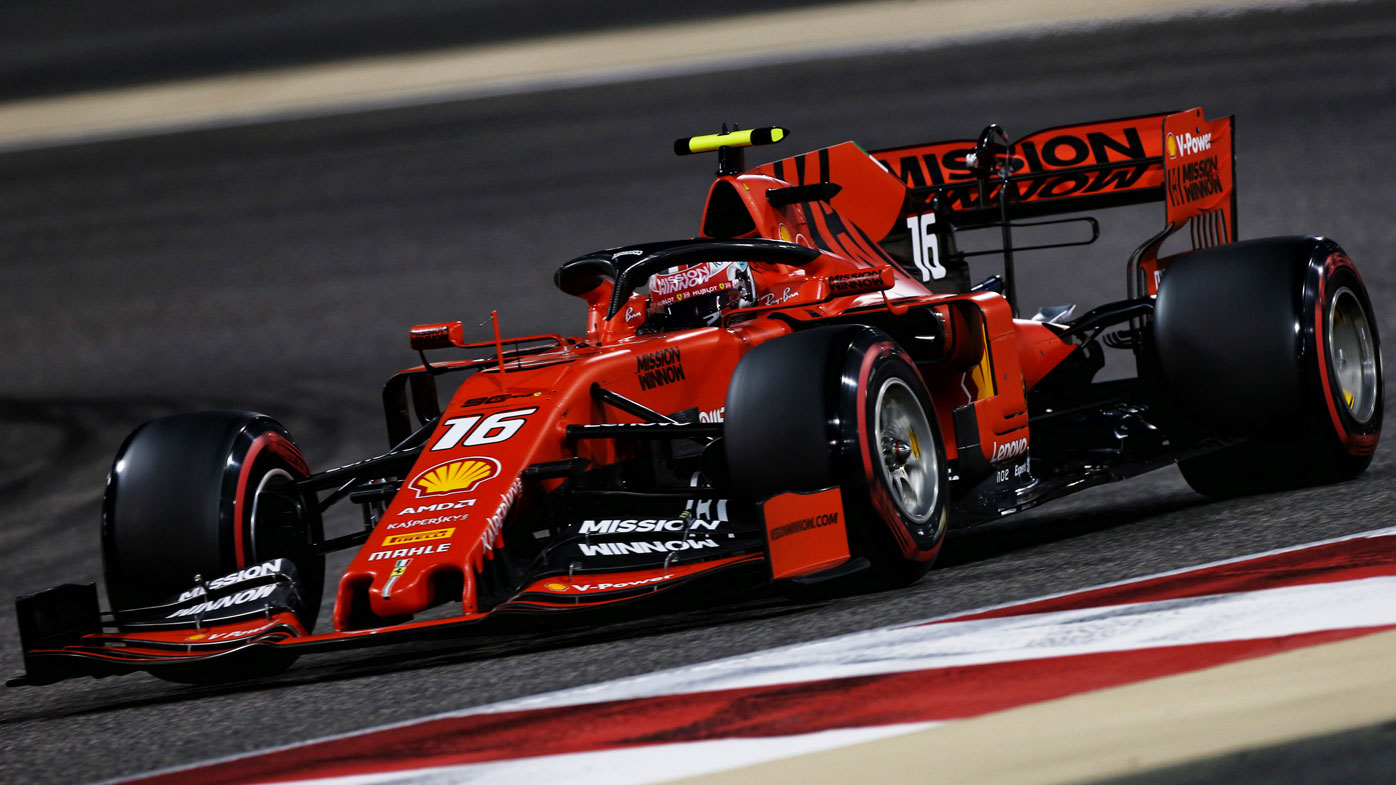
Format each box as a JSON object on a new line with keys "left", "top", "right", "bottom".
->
{"left": 739, "top": 109, "right": 1233, "bottom": 307}
{"left": 871, "top": 107, "right": 1236, "bottom": 296}
{"left": 875, "top": 113, "right": 1168, "bottom": 219}
{"left": 871, "top": 108, "right": 1235, "bottom": 238}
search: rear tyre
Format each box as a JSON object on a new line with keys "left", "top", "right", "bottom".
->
{"left": 102, "top": 412, "right": 324, "bottom": 679}
{"left": 1154, "top": 236, "right": 1382, "bottom": 498}
{"left": 725, "top": 325, "right": 948, "bottom": 593}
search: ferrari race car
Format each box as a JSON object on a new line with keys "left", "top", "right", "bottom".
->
{"left": 11, "top": 108, "right": 1383, "bottom": 686}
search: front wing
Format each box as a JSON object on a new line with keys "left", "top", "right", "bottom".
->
{"left": 10, "top": 485, "right": 848, "bottom": 686}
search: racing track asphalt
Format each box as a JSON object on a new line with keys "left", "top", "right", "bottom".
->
{"left": 2, "top": 2, "right": 1395, "bottom": 782}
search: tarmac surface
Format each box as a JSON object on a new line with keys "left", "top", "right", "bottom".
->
{"left": 1, "top": 2, "right": 1395, "bottom": 783}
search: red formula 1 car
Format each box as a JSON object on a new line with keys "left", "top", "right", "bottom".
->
{"left": 11, "top": 109, "right": 1383, "bottom": 686}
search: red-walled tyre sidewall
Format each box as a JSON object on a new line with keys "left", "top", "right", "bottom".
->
{"left": 725, "top": 325, "right": 947, "bottom": 590}
{"left": 1304, "top": 253, "right": 1382, "bottom": 458}
{"left": 837, "top": 334, "right": 949, "bottom": 573}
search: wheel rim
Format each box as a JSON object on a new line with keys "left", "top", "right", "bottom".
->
{"left": 1327, "top": 286, "right": 1378, "bottom": 424}
{"left": 874, "top": 377, "right": 938, "bottom": 523}
{"left": 249, "top": 468, "right": 295, "bottom": 561}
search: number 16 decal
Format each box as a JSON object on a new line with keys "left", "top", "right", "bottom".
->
{"left": 906, "top": 212, "right": 948, "bottom": 282}
{"left": 431, "top": 408, "right": 537, "bottom": 451}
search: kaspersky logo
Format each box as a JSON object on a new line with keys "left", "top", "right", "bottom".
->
{"left": 410, "top": 457, "right": 499, "bottom": 497}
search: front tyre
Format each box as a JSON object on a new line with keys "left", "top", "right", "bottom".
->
{"left": 101, "top": 412, "right": 325, "bottom": 633}
{"left": 725, "top": 325, "right": 949, "bottom": 591}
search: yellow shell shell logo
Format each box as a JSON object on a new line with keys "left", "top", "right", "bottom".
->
{"left": 412, "top": 458, "right": 497, "bottom": 497}
{"left": 545, "top": 582, "right": 568, "bottom": 592}
{"left": 1166, "top": 133, "right": 1178, "bottom": 159}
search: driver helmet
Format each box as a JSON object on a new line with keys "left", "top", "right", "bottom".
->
{"left": 646, "top": 261, "right": 754, "bottom": 328}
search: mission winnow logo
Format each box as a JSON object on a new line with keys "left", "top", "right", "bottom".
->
{"left": 636, "top": 347, "right": 685, "bottom": 391}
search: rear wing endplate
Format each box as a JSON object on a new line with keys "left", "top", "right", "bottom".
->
{"left": 1161, "top": 108, "right": 1236, "bottom": 249}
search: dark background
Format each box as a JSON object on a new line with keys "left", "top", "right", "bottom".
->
{"left": 0, "top": 0, "right": 844, "bottom": 99}
{"left": 2, "top": 2, "right": 1394, "bottom": 783}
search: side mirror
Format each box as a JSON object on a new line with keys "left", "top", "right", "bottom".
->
{"left": 409, "top": 321, "right": 466, "bottom": 350}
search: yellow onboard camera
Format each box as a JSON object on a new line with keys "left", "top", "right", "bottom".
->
{"left": 674, "top": 126, "right": 788, "bottom": 175}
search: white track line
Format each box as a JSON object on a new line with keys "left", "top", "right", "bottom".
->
{"left": 667, "top": 630, "right": 1396, "bottom": 785}
{"left": 0, "top": 0, "right": 1351, "bottom": 153}
{"left": 99, "top": 525, "right": 1396, "bottom": 785}
{"left": 468, "top": 575, "right": 1396, "bottom": 714}
{"left": 270, "top": 724, "right": 944, "bottom": 785}
{"left": 456, "top": 523, "right": 1396, "bottom": 714}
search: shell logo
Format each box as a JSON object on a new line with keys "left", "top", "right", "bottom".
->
{"left": 1165, "top": 133, "right": 1178, "bottom": 160}
{"left": 544, "top": 582, "right": 569, "bottom": 592}
{"left": 411, "top": 457, "right": 499, "bottom": 497}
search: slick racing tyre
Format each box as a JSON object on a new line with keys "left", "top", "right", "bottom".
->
{"left": 1155, "top": 236, "right": 1382, "bottom": 498}
{"left": 725, "top": 325, "right": 948, "bottom": 592}
{"left": 102, "top": 412, "right": 325, "bottom": 636}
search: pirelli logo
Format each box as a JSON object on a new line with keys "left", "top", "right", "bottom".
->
{"left": 382, "top": 528, "right": 454, "bottom": 546}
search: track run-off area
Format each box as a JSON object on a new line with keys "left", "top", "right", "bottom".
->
{"left": 108, "top": 528, "right": 1396, "bottom": 784}
{"left": 2, "top": 1, "right": 1395, "bottom": 783}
